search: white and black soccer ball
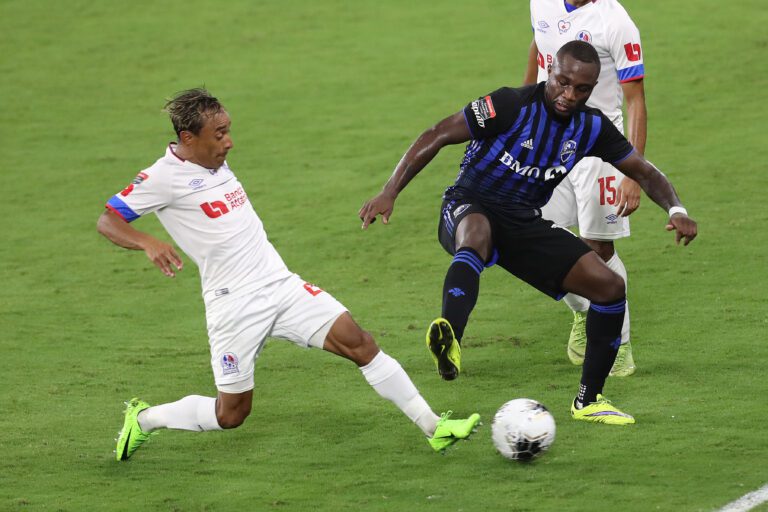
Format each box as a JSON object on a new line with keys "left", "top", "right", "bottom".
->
{"left": 491, "top": 398, "right": 556, "bottom": 461}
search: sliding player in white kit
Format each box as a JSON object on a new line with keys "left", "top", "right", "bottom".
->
{"left": 98, "top": 89, "right": 480, "bottom": 460}
{"left": 524, "top": 0, "right": 648, "bottom": 376}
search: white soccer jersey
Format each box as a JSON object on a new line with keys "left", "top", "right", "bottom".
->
{"left": 530, "top": 0, "right": 644, "bottom": 123}
{"left": 106, "top": 144, "right": 292, "bottom": 305}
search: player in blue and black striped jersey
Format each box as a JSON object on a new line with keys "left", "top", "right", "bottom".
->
{"left": 359, "top": 41, "right": 697, "bottom": 424}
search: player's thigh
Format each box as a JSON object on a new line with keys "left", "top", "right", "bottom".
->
{"left": 495, "top": 219, "right": 592, "bottom": 300}
{"left": 540, "top": 177, "right": 578, "bottom": 228}
{"left": 270, "top": 273, "right": 348, "bottom": 350}
{"left": 569, "top": 157, "right": 630, "bottom": 241}
{"left": 206, "top": 291, "right": 276, "bottom": 394}
{"left": 438, "top": 197, "right": 494, "bottom": 261}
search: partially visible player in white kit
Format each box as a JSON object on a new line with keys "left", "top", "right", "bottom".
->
{"left": 98, "top": 89, "right": 480, "bottom": 460}
{"left": 524, "top": 0, "right": 648, "bottom": 376}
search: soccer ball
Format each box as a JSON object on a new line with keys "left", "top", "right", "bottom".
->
{"left": 491, "top": 398, "right": 556, "bottom": 461}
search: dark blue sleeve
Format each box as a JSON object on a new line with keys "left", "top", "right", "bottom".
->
{"left": 587, "top": 113, "right": 634, "bottom": 164}
{"left": 462, "top": 87, "right": 522, "bottom": 139}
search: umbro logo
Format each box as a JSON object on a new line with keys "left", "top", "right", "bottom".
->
{"left": 521, "top": 139, "right": 534, "bottom": 150}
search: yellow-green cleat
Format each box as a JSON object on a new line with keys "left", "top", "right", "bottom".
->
{"left": 567, "top": 310, "right": 587, "bottom": 365}
{"left": 571, "top": 394, "right": 635, "bottom": 425}
{"left": 428, "top": 411, "right": 481, "bottom": 452}
{"left": 609, "top": 341, "right": 636, "bottom": 377}
{"left": 426, "top": 318, "right": 461, "bottom": 381}
{"left": 115, "top": 398, "right": 152, "bottom": 461}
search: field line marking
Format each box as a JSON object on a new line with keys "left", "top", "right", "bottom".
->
{"left": 718, "top": 484, "right": 768, "bottom": 512}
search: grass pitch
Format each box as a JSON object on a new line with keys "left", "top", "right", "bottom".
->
{"left": 1, "top": 0, "right": 766, "bottom": 510}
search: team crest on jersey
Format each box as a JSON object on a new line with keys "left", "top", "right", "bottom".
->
{"left": 221, "top": 352, "right": 239, "bottom": 375}
{"left": 576, "top": 30, "right": 592, "bottom": 43}
{"left": 558, "top": 20, "right": 571, "bottom": 33}
{"left": 560, "top": 140, "right": 577, "bottom": 163}
{"left": 120, "top": 172, "right": 149, "bottom": 197}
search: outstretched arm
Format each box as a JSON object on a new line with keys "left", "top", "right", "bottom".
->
{"left": 358, "top": 111, "right": 471, "bottom": 229}
{"left": 614, "top": 79, "right": 648, "bottom": 216}
{"left": 614, "top": 153, "right": 697, "bottom": 245}
{"left": 97, "top": 209, "right": 183, "bottom": 277}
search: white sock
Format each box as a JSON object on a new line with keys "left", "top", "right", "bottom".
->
{"left": 605, "top": 252, "right": 630, "bottom": 344}
{"left": 563, "top": 292, "right": 589, "bottom": 313}
{"left": 138, "top": 395, "right": 222, "bottom": 432}
{"left": 360, "top": 351, "right": 439, "bottom": 436}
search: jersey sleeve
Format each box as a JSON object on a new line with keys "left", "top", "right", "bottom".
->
{"left": 608, "top": 13, "right": 644, "bottom": 83}
{"left": 105, "top": 168, "right": 173, "bottom": 222}
{"left": 462, "top": 87, "right": 522, "bottom": 139}
{"left": 587, "top": 113, "right": 635, "bottom": 164}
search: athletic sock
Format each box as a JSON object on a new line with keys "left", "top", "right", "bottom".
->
{"left": 577, "top": 297, "right": 626, "bottom": 405}
{"left": 605, "top": 252, "right": 630, "bottom": 344}
{"left": 138, "top": 395, "right": 222, "bottom": 432}
{"left": 442, "top": 247, "right": 484, "bottom": 342}
{"left": 360, "top": 351, "right": 439, "bottom": 436}
{"left": 563, "top": 292, "right": 590, "bottom": 313}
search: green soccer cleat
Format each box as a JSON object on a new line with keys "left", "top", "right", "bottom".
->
{"left": 609, "top": 341, "right": 636, "bottom": 377}
{"left": 115, "top": 398, "right": 152, "bottom": 461}
{"left": 567, "top": 310, "right": 587, "bottom": 365}
{"left": 426, "top": 318, "right": 461, "bottom": 381}
{"left": 428, "top": 411, "right": 481, "bottom": 452}
{"left": 570, "top": 394, "right": 635, "bottom": 425}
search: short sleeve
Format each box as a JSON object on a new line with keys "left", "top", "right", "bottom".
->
{"left": 587, "top": 113, "right": 635, "bottom": 164}
{"left": 462, "top": 87, "right": 523, "bottom": 139}
{"left": 608, "top": 15, "right": 644, "bottom": 83}
{"left": 105, "top": 169, "right": 173, "bottom": 222}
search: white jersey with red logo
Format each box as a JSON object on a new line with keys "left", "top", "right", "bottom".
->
{"left": 106, "top": 144, "right": 292, "bottom": 305}
{"left": 530, "top": 0, "right": 644, "bottom": 124}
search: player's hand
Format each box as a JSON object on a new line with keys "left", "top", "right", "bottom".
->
{"left": 665, "top": 214, "right": 698, "bottom": 246}
{"left": 359, "top": 192, "right": 396, "bottom": 229}
{"left": 143, "top": 238, "right": 184, "bottom": 277}
{"left": 615, "top": 177, "right": 641, "bottom": 217}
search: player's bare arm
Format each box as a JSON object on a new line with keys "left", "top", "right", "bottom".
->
{"left": 614, "top": 153, "right": 697, "bottom": 245}
{"left": 523, "top": 39, "right": 540, "bottom": 86}
{"left": 97, "top": 209, "right": 183, "bottom": 277}
{"left": 614, "top": 79, "right": 647, "bottom": 217}
{"left": 358, "top": 112, "right": 471, "bottom": 229}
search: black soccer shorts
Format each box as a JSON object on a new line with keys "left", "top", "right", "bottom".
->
{"left": 437, "top": 194, "right": 592, "bottom": 300}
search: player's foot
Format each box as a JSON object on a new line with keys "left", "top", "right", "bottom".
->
{"left": 428, "top": 411, "right": 481, "bottom": 452}
{"left": 426, "top": 317, "right": 461, "bottom": 381}
{"left": 115, "top": 397, "right": 152, "bottom": 461}
{"left": 570, "top": 394, "right": 635, "bottom": 425}
{"left": 567, "top": 310, "right": 587, "bottom": 365}
{"left": 609, "top": 341, "right": 636, "bottom": 377}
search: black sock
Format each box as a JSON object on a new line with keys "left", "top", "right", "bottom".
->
{"left": 577, "top": 297, "right": 626, "bottom": 405}
{"left": 441, "top": 247, "right": 484, "bottom": 342}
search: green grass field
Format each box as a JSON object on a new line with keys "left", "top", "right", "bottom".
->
{"left": 1, "top": 0, "right": 767, "bottom": 510}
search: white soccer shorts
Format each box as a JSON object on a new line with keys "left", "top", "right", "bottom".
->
{"left": 541, "top": 156, "right": 631, "bottom": 241}
{"left": 205, "top": 273, "right": 347, "bottom": 393}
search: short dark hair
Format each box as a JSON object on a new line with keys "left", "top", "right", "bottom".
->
{"left": 556, "top": 40, "right": 601, "bottom": 73}
{"left": 164, "top": 88, "right": 224, "bottom": 137}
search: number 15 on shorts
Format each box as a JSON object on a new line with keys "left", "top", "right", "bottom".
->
{"left": 598, "top": 176, "right": 617, "bottom": 206}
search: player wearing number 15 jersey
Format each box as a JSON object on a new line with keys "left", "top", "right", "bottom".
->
{"left": 524, "top": 0, "right": 648, "bottom": 376}
{"left": 99, "top": 89, "right": 480, "bottom": 460}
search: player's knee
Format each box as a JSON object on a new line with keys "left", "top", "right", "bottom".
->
{"left": 583, "top": 239, "right": 615, "bottom": 261}
{"left": 455, "top": 215, "right": 493, "bottom": 260}
{"left": 217, "top": 403, "right": 251, "bottom": 429}
{"left": 603, "top": 272, "right": 625, "bottom": 301}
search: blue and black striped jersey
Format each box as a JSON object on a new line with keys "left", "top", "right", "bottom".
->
{"left": 450, "top": 82, "right": 633, "bottom": 218}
